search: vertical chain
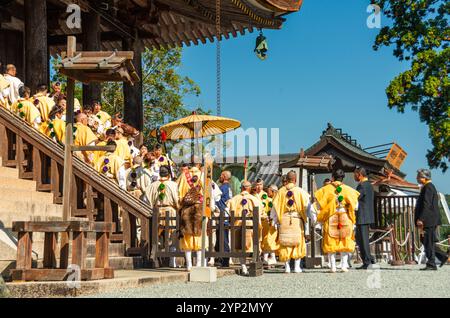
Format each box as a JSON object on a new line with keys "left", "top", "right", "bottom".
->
{"left": 216, "top": 0, "right": 221, "bottom": 116}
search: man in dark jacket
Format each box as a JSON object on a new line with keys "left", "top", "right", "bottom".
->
{"left": 354, "top": 167, "right": 376, "bottom": 270}
{"left": 415, "top": 169, "right": 448, "bottom": 270}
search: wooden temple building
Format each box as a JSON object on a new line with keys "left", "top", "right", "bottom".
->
{"left": 281, "top": 123, "right": 418, "bottom": 192}
{"left": 0, "top": 0, "right": 303, "bottom": 131}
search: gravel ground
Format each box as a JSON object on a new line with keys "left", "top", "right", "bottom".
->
{"left": 85, "top": 264, "right": 450, "bottom": 298}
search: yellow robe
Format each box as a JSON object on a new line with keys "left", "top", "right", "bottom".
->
{"left": 33, "top": 93, "right": 55, "bottom": 123}
{"left": 272, "top": 183, "right": 309, "bottom": 261}
{"left": 179, "top": 168, "right": 204, "bottom": 252}
{"left": 257, "top": 191, "right": 279, "bottom": 252}
{"left": 315, "top": 182, "right": 359, "bottom": 254}
{"left": 177, "top": 170, "right": 194, "bottom": 200}
{"left": 41, "top": 118, "right": 66, "bottom": 143}
{"left": 12, "top": 99, "right": 41, "bottom": 127}
{"left": 93, "top": 140, "right": 107, "bottom": 166}
{"left": 227, "top": 191, "right": 262, "bottom": 253}
{"left": 115, "top": 138, "right": 132, "bottom": 164}
{"left": 96, "top": 110, "right": 111, "bottom": 126}
{"left": 74, "top": 122, "right": 97, "bottom": 163}
{"left": 94, "top": 153, "right": 124, "bottom": 184}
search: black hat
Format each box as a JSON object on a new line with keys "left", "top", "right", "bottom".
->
{"left": 159, "top": 165, "right": 170, "bottom": 178}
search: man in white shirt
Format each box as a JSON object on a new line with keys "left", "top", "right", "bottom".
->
{"left": 3, "top": 64, "right": 24, "bottom": 105}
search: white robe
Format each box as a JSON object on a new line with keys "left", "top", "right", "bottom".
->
{"left": 3, "top": 74, "right": 24, "bottom": 105}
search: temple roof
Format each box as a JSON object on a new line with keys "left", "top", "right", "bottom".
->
{"left": 305, "top": 123, "right": 406, "bottom": 177}
{"left": 1, "top": 0, "right": 303, "bottom": 51}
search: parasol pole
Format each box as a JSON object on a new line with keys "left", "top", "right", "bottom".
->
{"left": 244, "top": 158, "right": 248, "bottom": 182}
{"left": 201, "top": 153, "right": 214, "bottom": 267}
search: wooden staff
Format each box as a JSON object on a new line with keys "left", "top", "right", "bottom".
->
{"left": 244, "top": 158, "right": 248, "bottom": 182}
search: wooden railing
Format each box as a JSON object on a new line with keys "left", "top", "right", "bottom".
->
{"left": 0, "top": 106, "right": 152, "bottom": 262}
{"left": 150, "top": 207, "right": 261, "bottom": 274}
{"left": 374, "top": 195, "right": 420, "bottom": 265}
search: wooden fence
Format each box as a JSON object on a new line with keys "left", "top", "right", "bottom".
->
{"left": 150, "top": 207, "right": 261, "bottom": 267}
{"left": 374, "top": 195, "right": 420, "bottom": 265}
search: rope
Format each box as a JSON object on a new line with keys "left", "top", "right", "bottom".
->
{"left": 216, "top": 0, "right": 222, "bottom": 116}
{"left": 437, "top": 238, "right": 450, "bottom": 248}
{"left": 369, "top": 228, "right": 393, "bottom": 246}
{"left": 395, "top": 232, "right": 411, "bottom": 247}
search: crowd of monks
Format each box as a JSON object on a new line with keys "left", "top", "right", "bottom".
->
{"left": 1, "top": 64, "right": 364, "bottom": 276}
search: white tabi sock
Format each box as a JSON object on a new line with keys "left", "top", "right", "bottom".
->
{"left": 240, "top": 258, "right": 248, "bottom": 275}
{"left": 341, "top": 253, "right": 349, "bottom": 271}
{"left": 294, "top": 259, "right": 302, "bottom": 273}
{"left": 285, "top": 261, "right": 291, "bottom": 273}
{"left": 328, "top": 254, "right": 336, "bottom": 272}
{"left": 185, "top": 251, "right": 192, "bottom": 270}
{"left": 169, "top": 257, "right": 177, "bottom": 268}
{"left": 263, "top": 253, "right": 269, "bottom": 262}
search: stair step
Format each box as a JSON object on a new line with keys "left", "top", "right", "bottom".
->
{"left": 0, "top": 176, "right": 37, "bottom": 191}
{"left": 0, "top": 201, "right": 63, "bottom": 229}
{"left": 0, "top": 167, "right": 19, "bottom": 179}
{"left": 86, "top": 242, "right": 126, "bottom": 258}
{"left": 85, "top": 256, "right": 143, "bottom": 270}
{"left": 0, "top": 188, "right": 54, "bottom": 205}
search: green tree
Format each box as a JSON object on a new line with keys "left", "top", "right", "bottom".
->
{"left": 371, "top": 0, "right": 449, "bottom": 171}
{"left": 50, "top": 56, "right": 83, "bottom": 102}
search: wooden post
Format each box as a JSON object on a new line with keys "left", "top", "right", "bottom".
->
{"left": 62, "top": 36, "right": 76, "bottom": 220}
{"left": 82, "top": 11, "right": 102, "bottom": 105}
{"left": 24, "top": 0, "right": 48, "bottom": 92}
{"left": 122, "top": 36, "right": 143, "bottom": 131}
{"left": 61, "top": 36, "right": 76, "bottom": 268}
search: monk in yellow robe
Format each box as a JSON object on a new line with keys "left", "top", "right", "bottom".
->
{"left": 0, "top": 74, "right": 9, "bottom": 108}
{"left": 177, "top": 164, "right": 195, "bottom": 199}
{"left": 227, "top": 181, "right": 263, "bottom": 275}
{"left": 40, "top": 105, "right": 66, "bottom": 144}
{"left": 74, "top": 112, "right": 98, "bottom": 165}
{"left": 315, "top": 169, "right": 359, "bottom": 273}
{"left": 93, "top": 101, "right": 112, "bottom": 129}
{"left": 94, "top": 141, "right": 126, "bottom": 189}
{"left": 93, "top": 129, "right": 116, "bottom": 166}
{"left": 178, "top": 167, "right": 203, "bottom": 255}
{"left": 271, "top": 171, "right": 311, "bottom": 273}
{"left": 11, "top": 87, "right": 41, "bottom": 129}
{"left": 257, "top": 182, "right": 279, "bottom": 265}
{"left": 114, "top": 127, "right": 132, "bottom": 165}
{"left": 153, "top": 144, "right": 176, "bottom": 179}
{"left": 33, "top": 85, "right": 55, "bottom": 123}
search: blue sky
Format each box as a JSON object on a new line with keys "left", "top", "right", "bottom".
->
{"left": 178, "top": 2, "right": 448, "bottom": 193}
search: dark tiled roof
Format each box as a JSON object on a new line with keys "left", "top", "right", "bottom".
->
{"left": 218, "top": 153, "right": 298, "bottom": 187}
{"left": 306, "top": 123, "right": 386, "bottom": 163}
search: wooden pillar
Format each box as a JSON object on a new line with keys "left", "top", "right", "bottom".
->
{"left": 82, "top": 11, "right": 102, "bottom": 106}
{"left": 24, "top": 0, "right": 48, "bottom": 93}
{"left": 122, "top": 36, "right": 143, "bottom": 131}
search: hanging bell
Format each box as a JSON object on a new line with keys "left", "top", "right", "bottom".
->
{"left": 254, "top": 31, "right": 268, "bottom": 60}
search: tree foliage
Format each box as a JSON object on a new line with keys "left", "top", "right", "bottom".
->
{"left": 371, "top": 0, "right": 449, "bottom": 171}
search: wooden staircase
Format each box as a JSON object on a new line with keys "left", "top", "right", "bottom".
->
{"left": 0, "top": 106, "right": 151, "bottom": 278}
